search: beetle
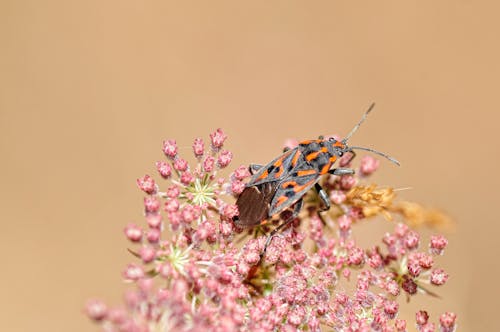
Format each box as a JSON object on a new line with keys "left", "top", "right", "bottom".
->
{"left": 232, "top": 103, "right": 400, "bottom": 256}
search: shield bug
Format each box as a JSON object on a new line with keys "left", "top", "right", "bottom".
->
{"left": 233, "top": 103, "right": 400, "bottom": 256}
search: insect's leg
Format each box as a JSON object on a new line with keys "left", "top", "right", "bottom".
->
{"left": 329, "top": 168, "right": 355, "bottom": 176}
{"left": 314, "top": 183, "right": 330, "bottom": 212}
{"left": 249, "top": 164, "right": 263, "bottom": 175}
{"left": 261, "top": 198, "right": 303, "bottom": 258}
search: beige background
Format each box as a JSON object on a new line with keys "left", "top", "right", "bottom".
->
{"left": 1, "top": 1, "right": 498, "bottom": 331}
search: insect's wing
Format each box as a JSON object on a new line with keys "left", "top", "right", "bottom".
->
{"left": 233, "top": 182, "right": 277, "bottom": 227}
{"left": 268, "top": 167, "right": 321, "bottom": 216}
{"left": 249, "top": 147, "right": 302, "bottom": 186}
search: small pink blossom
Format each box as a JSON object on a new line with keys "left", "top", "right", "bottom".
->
{"left": 430, "top": 235, "right": 448, "bottom": 255}
{"left": 217, "top": 150, "right": 233, "bottom": 168}
{"left": 143, "top": 196, "right": 160, "bottom": 213}
{"left": 416, "top": 310, "right": 430, "bottom": 325}
{"left": 136, "top": 174, "right": 157, "bottom": 194}
{"left": 329, "top": 190, "right": 346, "bottom": 204}
{"left": 210, "top": 128, "right": 227, "bottom": 150}
{"left": 439, "top": 312, "right": 457, "bottom": 332}
{"left": 124, "top": 223, "right": 142, "bottom": 242}
{"left": 203, "top": 155, "right": 215, "bottom": 172}
{"left": 174, "top": 157, "right": 188, "bottom": 172}
{"left": 233, "top": 165, "right": 251, "bottom": 180}
{"left": 162, "top": 139, "right": 178, "bottom": 159}
{"left": 123, "top": 264, "right": 144, "bottom": 281}
{"left": 430, "top": 268, "right": 449, "bottom": 285}
{"left": 359, "top": 155, "right": 380, "bottom": 176}
{"left": 192, "top": 137, "right": 205, "bottom": 157}
{"left": 180, "top": 170, "right": 194, "bottom": 185}
{"left": 85, "top": 299, "right": 107, "bottom": 321}
{"left": 339, "top": 174, "right": 357, "bottom": 190}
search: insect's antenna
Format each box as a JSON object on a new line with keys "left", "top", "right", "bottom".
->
{"left": 342, "top": 102, "right": 376, "bottom": 144}
{"left": 349, "top": 146, "right": 400, "bottom": 166}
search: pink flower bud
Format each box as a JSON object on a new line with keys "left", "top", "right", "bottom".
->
{"left": 386, "top": 279, "right": 400, "bottom": 296}
{"left": 395, "top": 319, "right": 406, "bottom": 331}
{"left": 384, "top": 300, "right": 399, "bottom": 318}
{"left": 210, "top": 128, "right": 227, "bottom": 149}
{"left": 348, "top": 247, "right": 364, "bottom": 266}
{"left": 144, "top": 196, "right": 160, "bottom": 213}
{"left": 146, "top": 213, "right": 162, "bottom": 228}
{"left": 430, "top": 268, "right": 449, "bottom": 285}
{"left": 156, "top": 161, "right": 172, "bottom": 178}
{"left": 339, "top": 175, "right": 357, "bottom": 190}
{"left": 203, "top": 156, "right": 215, "bottom": 173}
{"left": 440, "top": 312, "right": 457, "bottom": 332}
{"left": 330, "top": 190, "right": 346, "bottom": 204}
{"left": 430, "top": 235, "right": 448, "bottom": 255}
{"left": 181, "top": 205, "right": 200, "bottom": 224}
{"left": 402, "top": 276, "right": 417, "bottom": 294}
{"left": 217, "top": 150, "right": 233, "bottom": 168}
{"left": 146, "top": 228, "right": 160, "bottom": 243}
{"left": 136, "top": 175, "right": 157, "bottom": 194}
{"left": 180, "top": 171, "right": 194, "bottom": 185}
{"left": 231, "top": 180, "right": 245, "bottom": 194}
{"left": 124, "top": 223, "right": 142, "bottom": 242}
{"left": 223, "top": 204, "right": 239, "bottom": 220}
{"left": 164, "top": 198, "right": 179, "bottom": 213}
{"left": 233, "top": 165, "right": 250, "bottom": 180}
{"left": 162, "top": 139, "right": 177, "bottom": 159}
{"left": 166, "top": 185, "right": 180, "bottom": 198}
{"left": 192, "top": 137, "right": 204, "bottom": 157}
{"left": 404, "top": 230, "right": 420, "bottom": 249}
{"left": 139, "top": 246, "right": 156, "bottom": 263}
{"left": 123, "top": 264, "right": 144, "bottom": 281}
{"left": 85, "top": 299, "right": 107, "bottom": 321}
{"left": 173, "top": 157, "right": 188, "bottom": 172}
{"left": 359, "top": 155, "right": 380, "bottom": 176}
{"left": 416, "top": 310, "right": 430, "bottom": 325}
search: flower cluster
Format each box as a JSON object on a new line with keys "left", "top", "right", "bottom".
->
{"left": 86, "top": 131, "right": 457, "bottom": 331}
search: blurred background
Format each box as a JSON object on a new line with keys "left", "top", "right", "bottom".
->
{"left": 1, "top": 1, "right": 498, "bottom": 330}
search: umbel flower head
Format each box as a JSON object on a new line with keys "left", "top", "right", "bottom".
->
{"left": 86, "top": 129, "right": 457, "bottom": 332}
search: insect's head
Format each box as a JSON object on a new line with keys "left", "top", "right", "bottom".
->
{"left": 338, "top": 103, "right": 400, "bottom": 166}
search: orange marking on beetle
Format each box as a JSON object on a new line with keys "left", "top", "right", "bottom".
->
{"left": 273, "top": 158, "right": 283, "bottom": 167}
{"left": 306, "top": 151, "right": 320, "bottom": 161}
{"left": 275, "top": 195, "right": 288, "bottom": 206}
{"left": 297, "top": 169, "right": 317, "bottom": 177}
{"left": 320, "top": 147, "right": 328, "bottom": 153}
{"left": 320, "top": 162, "right": 332, "bottom": 175}
{"left": 291, "top": 149, "right": 300, "bottom": 166}
{"left": 275, "top": 166, "right": 284, "bottom": 178}
{"left": 258, "top": 170, "right": 269, "bottom": 180}
{"left": 329, "top": 155, "right": 337, "bottom": 163}
{"left": 334, "top": 141, "right": 344, "bottom": 148}
{"left": 281, "top": 180, "right": 297, "bottom": 189}
{"left": 293, "top": 180, "right": 314, "bottom": 193}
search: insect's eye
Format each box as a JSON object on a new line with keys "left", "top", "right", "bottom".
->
{"left": 329, "top": 137, "right": 335, "bottom": 142}
{"left": 338, "top": 151, "right": 344, "bottom": 157}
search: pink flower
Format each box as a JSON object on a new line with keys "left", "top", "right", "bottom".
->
{"left": 192, "top": 137, "right": 205, "bottom": 157}
{"left": 162, "top": 139, "right": 178, "bottom": 159}
{"left": 124, "top": 223, "right": 142, "bottom": 242}
{"left": 136, "top": 174, "right": 157, "bottom": 194}
{"left": 359, "top": 155, "right": 380, "bottom": 176}
{"left": 87, "top": 130, "right": 456, "bottom": 332}
{"left": 85, "top": 299, "right": 107, "bottom": 321}
{"left": 210, "top": 128, "right": 227, "bottom": 150}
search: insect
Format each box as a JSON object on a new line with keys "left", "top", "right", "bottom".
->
{"left": 232, "top": 103, "right": 400, "bottom": 256}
